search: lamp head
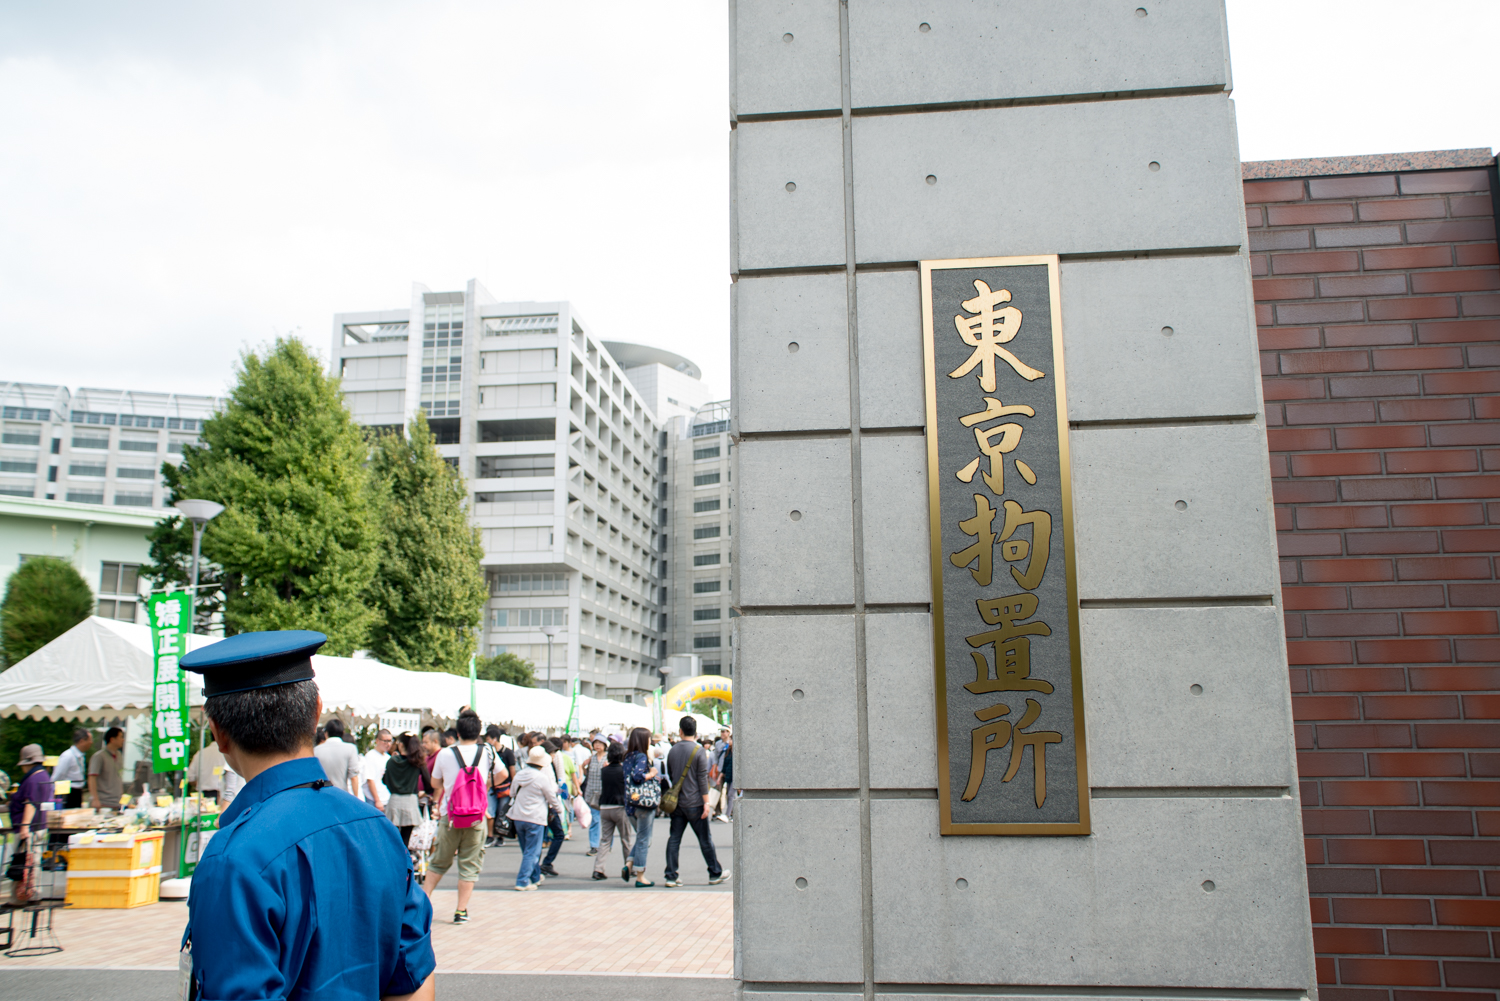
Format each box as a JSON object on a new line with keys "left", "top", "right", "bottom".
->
{"left": 541, "top": 625, "right": 559, "bottom": 638}
{"left": 175, "top": 499, "right": 225, "bottom": 526}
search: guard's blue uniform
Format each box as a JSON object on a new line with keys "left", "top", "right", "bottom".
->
{"left": 182, "top": 757, "right": 435, "bottom": 999}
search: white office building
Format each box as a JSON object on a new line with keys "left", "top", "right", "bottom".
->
{"left": 0, "top": 383, "right": 216, "bottom": 510}
{"left": 662, "top": 400, "right": 734, "bottom": 676}
{"left": 332, "top": 280, "right": 680, "bottom": 702}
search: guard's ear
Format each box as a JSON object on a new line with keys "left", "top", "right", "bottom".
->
{"left": 207, "top": 717, "right": 231, "bottom": 755}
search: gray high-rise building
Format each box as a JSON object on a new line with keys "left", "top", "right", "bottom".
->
{"left": 332, "top": 280, "right": 716, "bottom": 703}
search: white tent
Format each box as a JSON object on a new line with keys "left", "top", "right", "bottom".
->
{"left": 0, "top": 616, "right": 653, "bottom": 733}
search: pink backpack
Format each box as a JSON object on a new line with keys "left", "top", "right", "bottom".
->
{"left": 447, "top": 745, "right": 489, "bottom": 829}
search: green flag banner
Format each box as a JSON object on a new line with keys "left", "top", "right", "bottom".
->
{"left": 148, "top": 592, "right": 193, "bottom": 773}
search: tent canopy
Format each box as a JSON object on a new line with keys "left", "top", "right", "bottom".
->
{"left": 0, "top": 616, "right": 654, "bottom": 733}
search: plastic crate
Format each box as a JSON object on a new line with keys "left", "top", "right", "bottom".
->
{"left": 63, "top": 831, "right": 164, "bottom": 909}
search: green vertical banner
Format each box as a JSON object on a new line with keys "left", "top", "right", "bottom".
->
{"left": 148, "top": 592, "right": 193, "bottom": 773}
{"left": 565, "top": 676, "right": 579, "bottom": 733}
{"left": 468, "top": 654, "right": 477, "bottom": 713}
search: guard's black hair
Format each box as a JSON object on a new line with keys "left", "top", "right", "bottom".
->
{"left": 206, "top": 680, "right": 320, "bottom": 755}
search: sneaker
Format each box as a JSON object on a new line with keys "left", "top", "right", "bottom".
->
{"left": 585, "top": 847, "right": 598, "bottom": 856}
{"left": 713, "top": 816, "right": 730, "bottom": 823}
{"left": 454, "top": 910, "right": 469, "bottom": 923}
{"left": 540, "top": 864, "right": 559, "bottom": 877}
{"left": 709, "top": 869, "right": 732, "bottom": 885}
{"left": 663, "top": 878, "right": 683, "bottom": 887}
{"left": 537, "top": 874, "right": 546, "bottom": 883}
{"left": 514, "top": 884, "right": 535, "bottom": 892}
{"left": 591, "top": 871, "right": 608, "bottom": 880}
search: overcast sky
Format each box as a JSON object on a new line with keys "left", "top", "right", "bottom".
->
{"left": 1, "top": 1, "right": 1494, "bottom": 404}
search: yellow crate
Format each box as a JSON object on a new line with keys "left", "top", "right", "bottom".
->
{"left": 64, "top": 831, "right": 164, "bottom": 909}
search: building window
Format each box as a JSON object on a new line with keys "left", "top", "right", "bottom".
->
{"left": 113, "top": 491, "right": 154, "bottom": 507}
{"left": 97, "top": 562, "right": 141, "bottom": 622}
{"left": 420, "top": 300, "right": 464, "bottom": 417}
{"left": 1, "top": 429, "right": 41, "bottom": 446}
{"left": 693, "top": 580, "right": 721, "bottom": 594}
{"left": 702, "top": 662, "right": 722, "bottom": 676}
{"left": 690, "top": 420, "right": 729, "bottom": 438}
{"left": 490, "top": 572, "right": 568, "bottom": 593}
{"left": 693, "top": 608, "right": 721, "bottom": 621}
{"left": 693, "top": 446, "right": 720, "bottom": 461}
{"left": 68, "top": 463, "right": 107, "bottom": 477}
{"left": 119, "top": 438, "right": 158, "bottom": 452}
{"left": 693, "top": 553, "right": 720, "bottom": 567}
{"left": 477, "top": 455, "right": 554, "bottom": 479}
{"left": 493, "top": 607, "right": 568, "bottom": 628}
{"left": 693, "top": 525, "right": 721, "bottom": 540}
{"left": 65, "top": 491, "right": 104, "bottom": 504}
{"left": 115, "top": 467, "right": 156, "bottom": 479}
{"left": 71, "top": 435, "right": 109, "bottom": 450}
{"left": 693, "top": 498, "right": 720, "bottom": 513}
{"left": 95, "top": 598, "right": 138, "bottom": 622}
{"left": 693, "top": 635, "right": 722, "bottom": 649}
{"left": 481, "top": 314, "right": 559, "bottom": 337}
{"left": 693, "top": 471, "right": 720, "bottom": 487}
{"left": 0, "top": 460, "right": 37, "bottom": 474}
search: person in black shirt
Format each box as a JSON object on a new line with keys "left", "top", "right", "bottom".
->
{"left": 590, "top": 742, "right": 634, "bottom": 880}
{"left": 663, "top": 716, "right": 728, "bottom": 887}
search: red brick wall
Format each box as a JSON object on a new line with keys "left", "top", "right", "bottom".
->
{"left": 1249, "top": 164, "right": 1500, "bottom": 1001}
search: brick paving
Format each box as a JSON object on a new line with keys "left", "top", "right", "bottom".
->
{"left": 0, "top": 890, "right": 732, "bottom": 976}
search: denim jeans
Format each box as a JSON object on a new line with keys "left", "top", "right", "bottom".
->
{"left": 628, "top": 812, "right": 654, "bottom": 873}
{"left": 589, "top": 805, "right": 601, "bottom": 849}
{"left": 664, "top": 808, "right": 722, "bottom": 882}
{"left": 513, "top": 820, "right": 544, "bottom": 888}
{"left": 541, "top": 810, "right": 566, "bottom": 866}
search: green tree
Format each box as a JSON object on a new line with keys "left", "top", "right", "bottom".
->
{"left": 142, "top": 515, "right": 225, "bottom": 630}
{"left": 366, "top": 411, "right": 488, "bottom": 674}
{"left": 150, "top": 338, "right": 380, "bottom": 653}
{"left": 474, "top": 651, "right": 537, "bottom": 687}
{"left": 0, "top": 556, "right": 95, "bottom": 668}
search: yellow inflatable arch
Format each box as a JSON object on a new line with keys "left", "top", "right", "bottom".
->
{"left": 663, "top": 675, "right": 732, "bottom": 712}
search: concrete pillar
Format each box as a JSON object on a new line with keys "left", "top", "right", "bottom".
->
{"left": 729, "top": 3, "right": 1316, "bottom": 1000}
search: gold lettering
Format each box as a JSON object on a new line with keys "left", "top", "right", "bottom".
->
{"left": 949, "top": 494, "right": 996, "bottom": 587}
{"left": 948, "top": 281, "right": 1046, "bottom": 390}
{"left": 996, "top": 500, "right": 1051, "bottom": 590}
{"left": 960, "top": 698, "right": 1063, "bottom": 807}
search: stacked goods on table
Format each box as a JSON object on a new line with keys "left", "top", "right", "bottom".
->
{"left": 62, "top": 830, "right": 164, "bottom": 909}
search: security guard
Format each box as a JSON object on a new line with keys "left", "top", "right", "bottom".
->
{"left": 179, "top": 630, "right": 435, "bottom": 1000}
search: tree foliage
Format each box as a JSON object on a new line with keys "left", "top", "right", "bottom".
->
{"left": 142, "top": 515, "right": 225, "bottom": 631}
{"left": 365, "top": 411, "right": 487, "bottom": 673}
{"left": 150, "top": 338, "right": 379, "bottom": 653}
{"left": 1, "top": 556, "right": 95, "bottom": 668}
{"left": 474, "top": 651, "right": 537, "bottom": 687}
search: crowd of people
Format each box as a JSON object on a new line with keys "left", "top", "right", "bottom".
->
{"left": 310, "top": 709, "right": 735, "bottom": 922}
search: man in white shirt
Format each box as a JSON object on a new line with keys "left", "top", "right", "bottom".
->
{"left": 423, "top": 710, "right": 502, "bottom": 924}
{"left": 361, "top": 729, "right": 393, "bottom": 811}
{"left": 51, "top": 729, "right": 92, "bottom": 809}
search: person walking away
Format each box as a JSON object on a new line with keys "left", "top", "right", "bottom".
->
{"left": 590, "top": 741, "right": 634, "bottom": 880}
{"left": 485, "top": 725, "right": 515, "bottom": 848}
{"left": 623, "top": 726, "right": 660, "bottom": 887}
{"left": 506, "top": 745, "right": 562, "bottom": 891}
{"left": 178, "top": 630, "right": 435, "bottom": 1001}
{"left": 582, "top": 734, "right": 607, "bottom": 855}
{"left": 423, "top": 709, "right": 502, "bottom": 924}
{"left": 88, "top": 726, "right": 125, "bottom": 811}
{"left": 313, "top": 717, "right": 361, "bottom": 795}
{"left": 663, "top": 716, "right": 728, "bottom": 887}
{"left": 362, "top": 729, "right": 393, "bottom": 811}
{"left": 716, "top": 735, "right": 734, "bottom": 822}
{"left": 538, "top": 740, "right": 569, "bottom": 876}
{"left": 7, "top": 744, "right": 54, "bottom": 904}
{"left": 51, "top": 728, "right": 91, "bottom": 809}
{"left": 384, "top": 733, "right": 431, "bottom": 850}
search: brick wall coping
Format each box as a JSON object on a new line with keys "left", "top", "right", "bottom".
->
{"left": 1243, "top": 148, "right": 1495, "bottom": 180}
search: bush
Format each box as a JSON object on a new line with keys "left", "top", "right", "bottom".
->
{"left": 1, "top": 556, "right": 95, "bottom": 668}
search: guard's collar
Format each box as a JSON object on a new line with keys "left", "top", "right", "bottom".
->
{"left": 219, "top": 756, "right": 327, "bottom": 827}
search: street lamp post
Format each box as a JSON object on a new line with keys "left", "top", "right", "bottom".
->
{"left": 541, "top": 625, "right": 559, "bottom": 693}
{"left": 174, "top": 499, "right": 224, "bottom": 628}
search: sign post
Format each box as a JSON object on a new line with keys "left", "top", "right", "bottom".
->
{"left": 923, "top": 255, "right": 1088, "bottom": 836}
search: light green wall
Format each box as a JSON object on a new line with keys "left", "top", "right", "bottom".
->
{"left": 0, "top": 497, "right": 158, "bottom": 609}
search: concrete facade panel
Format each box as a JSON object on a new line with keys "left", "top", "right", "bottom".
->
{"left": 734, "top": 437, "right": 855, "bottom": 606}
{"left": 1082, "top": 606, "right": 1296, "bottom": 789}
{"left": 855, "top": 269, "right": 925, "bottom": 429}
{"left": 859, "top": 434, "right": 931, "bottom": 606}
{"left": 1060, "top": 254, "right": 1261, "bottom": 421}
{"left": 734, "top": 274, "right": 851, "bottom": 433}
{"left": 734, "top": 614, "right": 859, "bottom": 790}
{"left": 850, "top": 94, "right": 1244, "bottom": 263}
{"left": 1070, "top": 423, "right": 1279, "bottom": 599}
{"left": 869, "top": 796, "right": 1315, "bottom": 988}
{"left": 734, "top": 118, "right": 846, "bottom": 271}
{"left": 866, "top": 612, "right": 940, "bottom": 790}
{"left": 847, "top": 0, "right": 1230, "bottom": 110}
{"left": 737, "top": 797, "right": 865, "bottom": 984}
{"left": 731, "top": 0, "right": 843, "bottom": 117}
